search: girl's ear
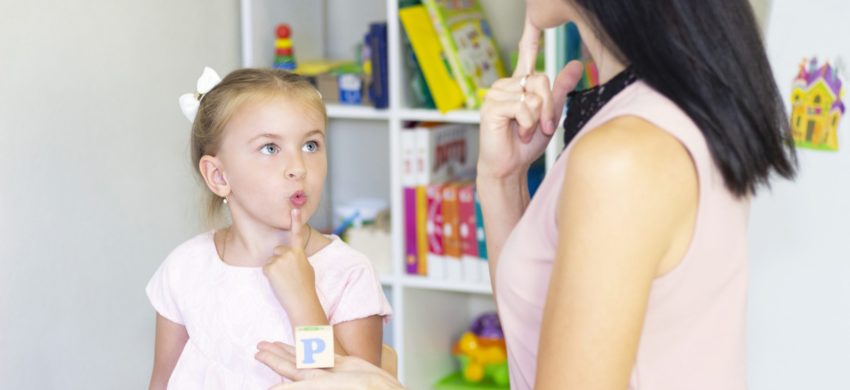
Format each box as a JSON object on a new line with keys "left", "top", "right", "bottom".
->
{"left": 199, "top": 155, "right": 229, "bottom": 198}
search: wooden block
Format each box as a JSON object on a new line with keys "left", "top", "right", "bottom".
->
{"left": 295, "top": 325, "right": 334, "bottom": 368}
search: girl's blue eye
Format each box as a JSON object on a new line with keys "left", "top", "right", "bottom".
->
{"left": 303, "top": 141, "right": 320, "bottom": 153}
{"left": 260, "top": 144, "right": 279, "bottom": 155}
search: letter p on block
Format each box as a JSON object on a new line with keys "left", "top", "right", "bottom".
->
{"left": 295, "top": 325, "right": 334, "bottom": 368}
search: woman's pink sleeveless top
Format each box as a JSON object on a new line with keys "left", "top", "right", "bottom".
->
{"left": 495, "top": 81, "right": 749, "bottom": 390}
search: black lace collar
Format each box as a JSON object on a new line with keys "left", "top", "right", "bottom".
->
{"left": 563, "top": 66, "right": 637, "bottom": 147}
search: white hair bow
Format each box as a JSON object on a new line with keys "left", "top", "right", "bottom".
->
{"left": 178, "top": 67, "right": 222, "bottom": 123}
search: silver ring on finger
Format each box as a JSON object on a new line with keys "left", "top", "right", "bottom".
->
{"left": 519, "top": 74, "right": 529, "bottom": 91}
{"left": 520, "top": 92, "right": 526, "bottom": 103}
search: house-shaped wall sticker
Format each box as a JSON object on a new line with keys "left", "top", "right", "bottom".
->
{"left": 790, "top": 57, "right": 845, "bottom": 151}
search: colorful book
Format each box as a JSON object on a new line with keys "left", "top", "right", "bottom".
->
{"left": 399, "top": 5, "right": 464, "bottom": 113}
{"left": 401, "top": 123, "right": 481, "bottom": 280}
{"left": 474, "top": 188, "right": 490, "bottom": 284}
{"left": 402, "top": 129, "right": 419, "bottom": 275}
{"left": 441, "top": 183, "right": 462, "bottom": 281}
{"left": 415, "top": 185, "right": 430, "bottom": 276}
{"left": 457, "top": 182, "right": 480, "bottom": 283}
{"left": 426, "top": 183, "right": 446, "bottom": 280}
{"left": 399, "top": 1, "right": 436, "bottom": 109}
{"left": 403, "top": 186, "right": 419, "bottom": 275}
{"left": 422, "top": 0, "right": 506, "bottom": 109}
{"left": 401, "top": 128, "right": 417, "bottom": 186}
{"left": 367, "top": 22, "right": 389, "bottom": 108}
{"left": 415, "top": 123, "right": 476, "bottom": 185}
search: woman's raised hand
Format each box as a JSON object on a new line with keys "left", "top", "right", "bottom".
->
{"left": 478, "top": 15, "right": 584, "bottom": 180}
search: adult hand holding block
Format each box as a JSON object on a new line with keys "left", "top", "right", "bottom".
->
{"left": 256, "top": 341, "right": 404, "bottom": 390}
{"left": 295, "top": 325, "right": 335, "bottom": 369}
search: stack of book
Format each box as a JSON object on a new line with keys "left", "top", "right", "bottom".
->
{"left": 399, "top": 0, "right": 506, "bottom": 113}
{"left": 401, "top": 123, "right": 490, "bottom": 284}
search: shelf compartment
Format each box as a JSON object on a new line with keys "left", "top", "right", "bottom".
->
{"left": 402, "top": 289, "right": 497, "bottom": 390}
{"left": 326, "top": 104, "right": 391, "bottom": 120}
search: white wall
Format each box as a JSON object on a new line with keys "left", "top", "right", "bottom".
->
{"left": 748, "top": 0, "right": 850, "bottom": 388}
{"left": 0, "top": 1, "right": 239, "bottom": 388}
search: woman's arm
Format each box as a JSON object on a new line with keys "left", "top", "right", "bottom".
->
{"left": 477, "top": 17, "right": 584, "bottom": 293}
{"left": 535, "top": 117, "right": 698, "bottom": 390}
{"left": 476, "top": 171, "right": 530, "bottom": 286}
{"left": 475, "top": 15, "right": 540, "bottom": 287}
{"left": 149, "top": 314, "right": 189, "bottom": 390}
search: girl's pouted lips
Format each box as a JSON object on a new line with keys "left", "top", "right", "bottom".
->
{"left": 289, "top": 191, "right": 307, "bottom": 208}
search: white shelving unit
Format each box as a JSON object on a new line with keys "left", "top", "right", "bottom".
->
{"left": 240, "top": 1, "right": 561, "bottom": 388}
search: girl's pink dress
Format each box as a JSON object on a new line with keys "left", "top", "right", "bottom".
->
{"left": 147, "top": 231, "right": 392, "bottom": 389}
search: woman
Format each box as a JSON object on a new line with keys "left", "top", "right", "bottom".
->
{"left": 258, "top": 0, "right": 796, "bottom": 388}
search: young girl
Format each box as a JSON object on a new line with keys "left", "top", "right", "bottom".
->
{"left": 146, "top": 68, "right": 392, "bottom": 389}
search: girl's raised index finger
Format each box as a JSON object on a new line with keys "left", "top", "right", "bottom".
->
{"left": 290, "top": 208, "right": 303, "bottom": 249}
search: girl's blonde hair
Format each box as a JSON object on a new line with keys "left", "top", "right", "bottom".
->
{"left": 190, "top": 68, "right": 327, "bottom": 222}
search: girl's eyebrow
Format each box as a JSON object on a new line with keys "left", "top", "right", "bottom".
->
{"left": 248, "top": 133, "right": 281, "bottom": 143}
{"left": 248, "top": 129, "right": 324, "bottom": 143}
{"left": 305, "top": 129, "right": 325, "bottom": 139}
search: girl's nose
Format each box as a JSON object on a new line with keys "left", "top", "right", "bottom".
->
{"left": 286, "top": 165, "right": 305, "bottom": 179}
{"left": 286, "top": 168, "right": 304, "bottom": 179}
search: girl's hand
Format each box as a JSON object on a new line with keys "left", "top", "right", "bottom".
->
{"left": 263, "top": 208, "right": 316, "bottom": 314}
{"left": 478, "top": 16, "right": 584, "bottom": 180}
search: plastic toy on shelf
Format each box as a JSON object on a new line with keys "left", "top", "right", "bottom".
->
{"left": 435, "top": 312, "right": 510, "bottom": 390}
{"left": 273, "top": 24, "right": 296, "bottom": 70}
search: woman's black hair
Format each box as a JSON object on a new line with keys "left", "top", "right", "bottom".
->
{"left": 573, "top": 0, "right": 797, "bottom": 196}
